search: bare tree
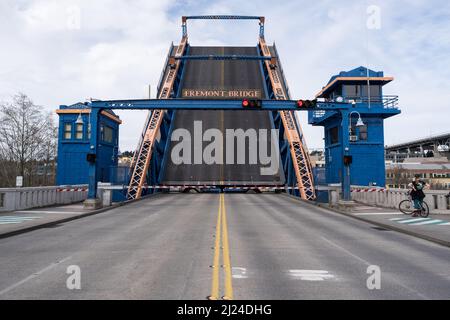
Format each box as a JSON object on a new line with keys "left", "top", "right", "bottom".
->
{"left": 0, "top": 93, "right": 57, "bottom": 187}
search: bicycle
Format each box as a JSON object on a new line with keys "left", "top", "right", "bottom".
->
{"left": 398, "top": 193, "right": 429, "bottom": 217}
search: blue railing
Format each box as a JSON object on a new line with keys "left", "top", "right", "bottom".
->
{"left": 343, "top": 95, "right": 399, "bottom": 109}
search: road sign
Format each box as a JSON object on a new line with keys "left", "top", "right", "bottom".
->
{"left": 16, "top": 176, "right": 23, "bottom": 187}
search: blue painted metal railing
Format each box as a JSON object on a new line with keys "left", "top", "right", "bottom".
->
{"left": 175, "top": 55, "right": 272, "bottom": 61}
{"left": 343, "top": 95, "right": 399, "bottom": 109}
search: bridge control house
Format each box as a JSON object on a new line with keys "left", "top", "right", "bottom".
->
{"left": 56, "top": 103, "right": 121, "bottom": 186}
{"left": 309, "top": 67, "right": 400, "bottom": 187}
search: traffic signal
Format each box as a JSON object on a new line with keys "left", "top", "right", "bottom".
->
{"left": 242, "top": 99, "right": 262, "bottom": 108}
{"left": 343, "top": 155, "right": 353, "bottom": 166}
{"left": 86, "top": 153, "right": 96, "bottom": 163}
{"left": 297, "top": 99, "right": 317, "bottom": 109}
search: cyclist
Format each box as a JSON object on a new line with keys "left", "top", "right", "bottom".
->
{"left": 407, "top": 175, "right": 427, "bottom": 217}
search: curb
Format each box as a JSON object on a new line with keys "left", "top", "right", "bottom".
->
{"left": 281, "top": 193, "right": 450, "bottom": 249}
{"left": 0, "top": 192, "right": 164, "bottom": 240}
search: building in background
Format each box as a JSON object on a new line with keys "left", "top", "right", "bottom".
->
{"left": 386, "top": 162, "right": 450, "bottom": 189}
{"left": 309, "top": 149, "right": 325, "bottom": 168}
{"left": 385, "top": 132, "right": 450, "bottom": 162}
{"left": 385, "top": 133, "right": 450, "bottom": 189}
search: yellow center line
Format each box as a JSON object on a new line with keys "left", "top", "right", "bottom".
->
{"left": 221, "top": 193, "right": 233, "bottom": 300}
{"left": 209, "top": 193, "right": 233, "bottom": 300}
{"left": 220, "top": 47, "right": 225, "bottom": 186}
{"left": 209, "top": 194, "right": 223, "bottom": 300}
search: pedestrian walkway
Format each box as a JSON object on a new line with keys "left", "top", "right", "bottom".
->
{"left": 324, "top": 200, "right": 450, "bottom": 247}
{"left": 0, "top": 202, "right": 116, "bottom": 239}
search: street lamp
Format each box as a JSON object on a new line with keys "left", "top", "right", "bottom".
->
{"left": 349, "top": 111, "right": 365, "bottom": 129}
{"left": 341, "top": 111, "right": 365, "bottom": 202}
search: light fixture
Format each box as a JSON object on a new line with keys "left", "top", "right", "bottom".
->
{"left": 75, "top": 112, "right": 84, "bottom": 125}
{"left": 349, "top": 111, "right": 365, "bottom": 128}
{"left": 355, "top": 116, "right": 365, "bottom": 127}
{"left": 335, "top": 96, "right": 344, "bottom": 103}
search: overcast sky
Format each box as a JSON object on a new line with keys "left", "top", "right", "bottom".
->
{"left": 0, "top": 0, "right": 449, "bottom": 152}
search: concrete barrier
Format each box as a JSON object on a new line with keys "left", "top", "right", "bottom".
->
{"left": 350, "top": 186, "right": 450, "bottom": 214}
{"left": 0, "top": 185, "right": 88, "bottom": 212}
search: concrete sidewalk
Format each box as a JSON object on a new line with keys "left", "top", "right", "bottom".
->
{"left": 0, "top": 203, "right": 117, "bottom": 239}
{"left": 323, "top": 202, "right": 450, "bottom": 247}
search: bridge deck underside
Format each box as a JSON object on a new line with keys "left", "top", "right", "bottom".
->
{"left": 162, "top": 46, "right": 284, "bottom": 185}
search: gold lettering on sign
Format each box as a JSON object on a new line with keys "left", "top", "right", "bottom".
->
{"left": 182, "top": 89, "right": 261, "bottom": 99}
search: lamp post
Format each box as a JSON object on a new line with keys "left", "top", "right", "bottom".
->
{"left": 341, "top": 110, "right": 365, "bottom": 201}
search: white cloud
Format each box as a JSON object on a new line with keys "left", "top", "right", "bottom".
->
{"left": 0, "top": 0, "right": 449, "bottom": 152}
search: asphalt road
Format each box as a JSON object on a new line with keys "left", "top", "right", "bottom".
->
{"left": 0, "top": 193, "right": 449, "bottom": 300}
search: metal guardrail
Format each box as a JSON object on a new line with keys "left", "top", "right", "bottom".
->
{"left": 0, "top": 185, "right": 88, "bottom": 212}
{"left": 344, "top": 95, "right": 399, "bottom": 109}
{"left": 309, "top": 95, "right": 399, "bottom": 123}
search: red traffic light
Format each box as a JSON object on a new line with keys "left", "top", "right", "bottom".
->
{"left": 297, "top": 99, "right": 317, "bottom": 108}
{"left": 242, "top": 99, "right": 262, "bottom": 108}
{"left": 343, "top": 155, "right": 353, "bottom": 166}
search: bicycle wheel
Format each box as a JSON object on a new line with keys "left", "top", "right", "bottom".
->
{"left": 399, "top": 200, "right": 414, "bottom": 215}
{"left": 419, "top": 202, "right": 429, "bottom": 218}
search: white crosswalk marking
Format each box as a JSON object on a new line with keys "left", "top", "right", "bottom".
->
{"left": 389, "top": 217, "right": 450, "bottom": 226}
{"left": 0, "top": 216, "right": 41, "bottom": 225}
{"left": 397, "top": 218, "right": 429, "bottom": 224}
{"left": 289, "top": 270, "right": 335, "bottom": 281}
{"left": 412, "top": 219, "right": 444, "bottom": 225}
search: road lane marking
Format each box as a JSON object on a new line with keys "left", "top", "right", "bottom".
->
{"left": 289, "top": 270, "right": 335, "bottom": 281}
{"left": 209, "top": 194, "right": 223, "bottom": 300}
{"left": 232, "top": 267, "right": 248, "bottom": 279}
{"left": 0, "top": 256, "right": 71, "bottom": 296}
{"left": 208, "top": 194, "right": 234, "bottom": 300}
{"left": 221, "top": 194, "right": 233, "bottom": 300}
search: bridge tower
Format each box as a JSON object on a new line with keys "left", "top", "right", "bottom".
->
{"left": 309, "top": 66, "right": 400, "bottom": 191}
{"left": 56, "top": 103, "right": 121, "bottom": 186}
